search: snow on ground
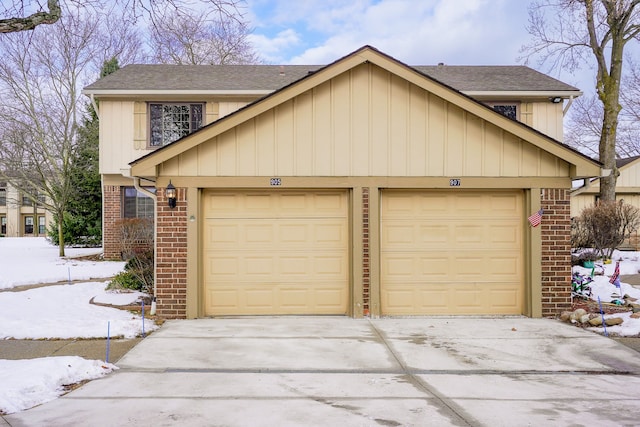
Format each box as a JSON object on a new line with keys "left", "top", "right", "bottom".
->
{"left": 572, "top": 250, "right": 640, "bottom": 337}
{"left": 0, "top": 237, "right": 126, "bottom": 290}
{"left": 0, "top": 237, "right": 154, "bottom": 414}
{"left": 0, "top": 282, "right": 153, "bottom": 339}
{"left": 0, "top": 357, "right": 117, "bottom": 414}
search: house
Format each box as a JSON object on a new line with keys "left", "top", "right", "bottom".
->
{"left": 0, "top": 181, "right": 50, "bottom": 237}
{"left": 571, "top": 155, "right": 640, "bottom": 249}
{"left": 83, "top": 46, "right": 601, "bottom": 319}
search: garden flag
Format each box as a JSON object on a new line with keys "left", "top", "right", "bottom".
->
{"left": 527, "top": 208, "right": 544, "bottom": 227}
{"left": 610, "top": 261, "right": 621, "bottom": 290}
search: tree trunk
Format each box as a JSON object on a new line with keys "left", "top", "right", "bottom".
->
{"left": 57, "top": 212, "right": 65, "bottom": 257}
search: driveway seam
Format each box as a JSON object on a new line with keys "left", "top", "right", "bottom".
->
{"left": 367, "top": 319, "right": 479, "bottom": 427}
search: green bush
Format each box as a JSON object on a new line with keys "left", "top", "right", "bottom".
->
{"left": 108, "top": 250, "right": 154, "bottom": 294}
{"left": 109, "top": 270, "right": 142, "bottom": 291}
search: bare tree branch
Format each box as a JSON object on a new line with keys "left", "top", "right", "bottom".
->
{"left": 0, "top": 0, "right": 61, "bottom": 33}
{"left": 522, "top": 0, "right": 640, "bottom": 201}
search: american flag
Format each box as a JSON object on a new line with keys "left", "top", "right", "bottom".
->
{"left": 610, "top": 261, "right": 621, "bottom": 289}
{"left": 528, "top": 208, "right": 544, "bottom": 227}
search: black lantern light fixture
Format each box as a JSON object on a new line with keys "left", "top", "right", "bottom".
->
{"left": 166, "top": 180, "right": 177, "bottom": 209}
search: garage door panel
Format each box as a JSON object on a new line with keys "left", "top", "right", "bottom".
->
{"left": 384, "top": 284, "right": 523, "bottom": 315}
{"left": 206, "top": 220, "right": 345, "bottom": 249}
{"left": 203, "top": 190, "right": 349, "bottom": 315}
{"left": 381, "top": 190, "right": 524, "bottom": 315}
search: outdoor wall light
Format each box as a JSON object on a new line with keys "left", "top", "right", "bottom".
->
{"left": 550, "top": 96, "right": 563, "bottom": 103}
{"left": 166, "top": 180, "right": 177, "bottom": 209}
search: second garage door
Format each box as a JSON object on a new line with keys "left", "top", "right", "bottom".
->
{"left": 203, "top": 190, "right": 349, "bottom": 316}
{"left": 381, "top": 190, "right": 524, "bottom": 315}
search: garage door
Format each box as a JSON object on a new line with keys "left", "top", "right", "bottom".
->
{"left": 203, "top": 190, "right": 349, "bottom": 315}
{"left": 381, "top": 190, "right": 523, "bottom": 315}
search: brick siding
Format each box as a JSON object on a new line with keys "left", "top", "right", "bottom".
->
{"left": 103, "top": 185, "right": 121, "bottom": 260}
{"left": 362, "top": 188, "right": 370, "bottom": 316}
{"left": 540, "top": 188, "right": 572, "bottom": 317}
{"left": 155, "top": 186, "right": 188, "bottom": 319}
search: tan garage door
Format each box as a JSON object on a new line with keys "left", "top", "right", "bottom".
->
{"left": 203, "top": 190, "right": 349, "bottom": 316}
{"left": 381, "top": 190, "right": 524, "bottom": 315}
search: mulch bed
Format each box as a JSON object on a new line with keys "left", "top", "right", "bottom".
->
{"left": 571, "top": 298, "right": 632, "bottom": 315}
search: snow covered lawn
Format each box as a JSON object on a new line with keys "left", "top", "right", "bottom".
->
{"left": 0, "top": 238, "right": 155, "bottom": 414}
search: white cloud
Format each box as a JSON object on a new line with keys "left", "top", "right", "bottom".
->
{"left": 247, "top": 0, "right": 535, "bottom": 66}
{"left": 248, "top": 29, "right": 302, "bottom": 63}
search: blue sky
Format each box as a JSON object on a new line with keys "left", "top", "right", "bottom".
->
{"left": 244, "top": 0, "right": 595, "bottom": 94}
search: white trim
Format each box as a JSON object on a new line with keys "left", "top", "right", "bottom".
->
{"left": 463, "top": 90, "right": 582, "bottom": 98}
{"left": 83, "top": 89, "right": 273, "bottom": 96}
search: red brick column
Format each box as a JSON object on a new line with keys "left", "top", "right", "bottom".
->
{"left": 156, "top": 186, "right": 188, "bottom": 319}
{"left": 362, "top": 188, "right": 370, "bottom": 316}
{"left": 540, "top": 188, "right": 572, "bottom": 317}
{"left": 103, "top": 185, "right": 122, "bottom": 260}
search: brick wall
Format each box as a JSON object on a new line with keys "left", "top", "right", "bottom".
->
{"left": 540, "top": 188, "right": 572, "bottom": 317}
{"left": 362, "top": 188, "right": 370, "bottom": 316}
{"left": 103, "top": 185, "right": 121, "bottom": 260}
{"left": 156, "top": 186, "right": 188, "bottom": 319}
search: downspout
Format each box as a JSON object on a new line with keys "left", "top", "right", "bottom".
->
{"left": 563, "top": 95, "right": 575, "bottom": 117}
{"left": 133, "top": 177, "right": 158, "bottom": 315}
{"left": 89, "top": 94, "right": 100, "bottom": 120}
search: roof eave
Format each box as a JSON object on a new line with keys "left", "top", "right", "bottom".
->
{"left": 82, "top": 89, "right": 273, "bottom": 97}
{"left": 464, "top": 90, "right": 583, "bottom": 98}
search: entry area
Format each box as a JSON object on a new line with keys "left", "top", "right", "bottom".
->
{"left": 202, "top": 190, "right": 349, "bottom": 316}
{"left": 380, "top": 190, "right": 524, "bottom": 315}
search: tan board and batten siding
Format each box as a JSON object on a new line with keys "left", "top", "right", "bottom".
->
{"left": 158, "top": 63, "right": 572, "bottom": 179}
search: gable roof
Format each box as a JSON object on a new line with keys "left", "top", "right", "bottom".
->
{"left": 617, "top": 155, "right": 640, "bottom": 169}
{"left": 84, "top": 59, "right": 580, "bottom": 98}
{"left": 129, "top": 45, "right": 600, "bottom": 178}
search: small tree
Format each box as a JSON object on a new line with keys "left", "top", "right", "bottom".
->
{"left": 576, "top": 200, "right": 640, "bottom": 259}
{"left": 110, "top": 218, "right": 154, "bottom": 293}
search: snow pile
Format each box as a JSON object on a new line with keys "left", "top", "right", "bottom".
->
{"left": 0, "top": 357, "right": 116, "bottom": 414}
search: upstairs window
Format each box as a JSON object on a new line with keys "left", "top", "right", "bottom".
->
{"left": 22, "top": 193, "right": 33, "bottom": 207}
{"left": 491, "top": 104, "right": 518, "bottom": 121}
{"left": 0, "top": 184, "right": 5, "bottom": 206}
{"left": 149, "top": 103, "right": 204, "bottom": 147}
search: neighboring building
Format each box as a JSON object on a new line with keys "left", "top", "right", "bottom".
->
{"left": 571, "top": 156, "right": 640, "bottom": 249}
{"left": 0, "top": 181, "right": 50, "bottom": 237}
{"left": 84, "top": 46, "right": 601, "bottom": 319}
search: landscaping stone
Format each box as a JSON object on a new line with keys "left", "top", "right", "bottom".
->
{"left": 589, "top": 317, "right": 603, "bottom": 326}
{"left": 605, "top": 317, "right": 624, "bottom": 326}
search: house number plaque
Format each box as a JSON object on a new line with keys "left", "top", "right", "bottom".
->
{"left": 449, "top": 179, "right": 461, "bottom": 187}
{"left": 270, "top": 178, "right": 282, "bottom": 186}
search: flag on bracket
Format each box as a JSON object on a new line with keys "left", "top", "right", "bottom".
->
{"left": 528, "top": 208, "right": 544, "bottom": 227}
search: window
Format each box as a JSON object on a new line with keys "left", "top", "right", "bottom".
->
{"left": 491, "top": 104, "right": 518, "bottom": 120}
{"left": 24, "top": 216, "right": 33, "bottom": 234}
{"left": 0, "top": 186, "right": 5, "bottom": 206}
{"left": 38, "top": 216, "right": 46, "bottom": 234}
{"left": 22, "top": 193, "right": 32, "bottom": 207}
{"left": 149, "top": 103, "right": 204, "bottom": 147}
{"left": 123, "top": 187, "right": 155, "bottom": 219}
{"left": 1, "top": 216, "right": 6, "bottom": 235}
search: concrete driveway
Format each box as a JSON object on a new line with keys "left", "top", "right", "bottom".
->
{"left": 4, "top": 317, "right": 640, "bottom": 427}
